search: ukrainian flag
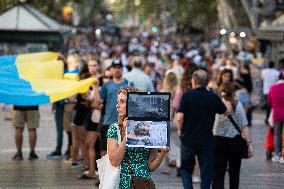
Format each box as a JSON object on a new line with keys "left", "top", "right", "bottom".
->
{"left": 0, "top": 52, "right": 94, "bottom": 106}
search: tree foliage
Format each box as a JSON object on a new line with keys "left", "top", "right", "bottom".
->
{"left": 176, "top": 0, "right": 219, "bottom": 27}
{"left": 0, "top": 0, "right": 68, "bottom": 20}
{"left": 0, "top": 0, "right": 221, "bottom": 30}
{"left": 109, "top": 0, "right": 219, "bottom": 29}
{"left": 0, "top": 0, "right": 105, "bottom": 25}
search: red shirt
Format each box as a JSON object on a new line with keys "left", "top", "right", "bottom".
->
{"left": 268, "top": 81, "right": 284, "bottom": 122}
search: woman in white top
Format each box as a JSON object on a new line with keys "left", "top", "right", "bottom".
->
{"left": 212, "top": 83, "right": 253, "bottom": 189}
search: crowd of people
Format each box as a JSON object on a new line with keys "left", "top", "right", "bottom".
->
{"left": 2, "top": 30, "right": 284, "bottom": 189}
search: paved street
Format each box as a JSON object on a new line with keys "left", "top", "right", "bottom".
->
{"left": 1, "top": 105, "right": 284, "bottom": 189}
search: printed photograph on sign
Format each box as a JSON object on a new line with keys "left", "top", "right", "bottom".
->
{"left": 127, "top": 94, "right": 170, "bottom": 119}
{"left": 126, "top": 120, "right": 168, "bottom": 148}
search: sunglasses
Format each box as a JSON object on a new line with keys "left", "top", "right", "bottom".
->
{"left": 104, "top": 75, "right": 112, "bottom": 79}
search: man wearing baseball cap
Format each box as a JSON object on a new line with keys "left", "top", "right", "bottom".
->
{"left": 99, "top": 59, "right": 132, "bottom": 156}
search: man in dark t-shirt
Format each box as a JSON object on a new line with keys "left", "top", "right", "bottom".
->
{"left": 176, "top": 69, "right": 227, "bottom": 189}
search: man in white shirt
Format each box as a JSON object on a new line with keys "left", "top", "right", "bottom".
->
{"left": 124, "top": 56, "right": 154, "bottom": 92}
{"left": 261, "top": 61, "right": 280, "bottom": 124}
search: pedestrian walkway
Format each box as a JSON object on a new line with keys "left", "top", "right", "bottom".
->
{"left": 0, "top": 106, "right": 284, "bottom": 189}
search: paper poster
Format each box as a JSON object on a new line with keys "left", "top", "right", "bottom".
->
{"left": 126, "top": 92, "right": 170, "bottom": 148}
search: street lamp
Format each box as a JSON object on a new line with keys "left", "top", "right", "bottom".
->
{"left": 95, "top": 29, "right": 101, "bottom": 36}
{"left": 106, "top": 14, "right": 113, "bottom": 20}
{"left": 151, "top": 26, "right": 158, "bottom": 33}
{"left": 220, "top": 29, "right": 227, "bottom": 35}
{"left": 230, "top": 32, "right": 236, "bottom": 37}
{"left": 240, "top": 32, "right": 246, "bottom": 38}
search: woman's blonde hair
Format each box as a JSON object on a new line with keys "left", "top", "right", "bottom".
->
{"left": 117, "top": 86, "right": 139, "bottom": 139}
{"left": 162, "top": 72, "right": 178, "bottom": 97}
{"left": 67, "top": 53, "right": 81, "bottom": 71}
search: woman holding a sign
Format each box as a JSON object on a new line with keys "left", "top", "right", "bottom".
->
{"left": 105, "top": 86, "right": 170, "bottom": 189}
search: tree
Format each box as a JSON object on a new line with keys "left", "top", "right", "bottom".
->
{"left": 108, "top": 0, "right": 219, "bottom": 34}
{"left": 0, "top": 0, "right": 105, "bottom": 26}
{"left": 218, "top": 0, "right": 251, "bottom": 29}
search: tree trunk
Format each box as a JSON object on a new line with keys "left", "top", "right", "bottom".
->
{"left": 218, "top": 0, "right": 251, "bottom": 28}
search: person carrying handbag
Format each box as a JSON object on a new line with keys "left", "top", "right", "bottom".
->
{"left": 212, "top": 83, "right": 253, "bottom": 189}
{"left": 99, "top": 86, "right": 169, "bottom": 189}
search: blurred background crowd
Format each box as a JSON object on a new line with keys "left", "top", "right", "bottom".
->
{"left": 1, "top": 0, "right": 284, "bottom": 186}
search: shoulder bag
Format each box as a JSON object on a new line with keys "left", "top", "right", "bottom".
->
{"left": 125, "top": 152, "right": 156, "bottom": 189}
{"left": 96, "top": 124, "right": 122, "bottom": 189}
{"left": 228, "top": 115, "right": 249, "bottom": 159}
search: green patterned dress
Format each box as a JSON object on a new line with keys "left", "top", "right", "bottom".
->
{"left": 106, "top": 123, "right": 152, "bottom": 189}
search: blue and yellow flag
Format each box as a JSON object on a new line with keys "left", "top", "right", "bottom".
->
{"left": 0, "top": 52, "right": 94, "bottom": 106}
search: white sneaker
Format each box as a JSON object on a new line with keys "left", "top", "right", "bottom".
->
{"left": 63, "top": 159, "right": 72, "bottom": 164}
{"left": 84, "top": 170, "right": 99, "bottom": 176}
{"left": 279, "top": 157, "right": 284, "bottom": 164}
{"left": 272, "top": 155, "right": 280, "bottom": 162}
{"left": 192, "top": 176, "right": 201, "bottom": 183}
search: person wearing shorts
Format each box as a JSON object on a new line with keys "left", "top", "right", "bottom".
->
{"left": 78, "top": 111, "right": 100, "bottom": 179}
{"left": 79, "top": 56, "right": 102, "bottom": 179}
{"left": 13, "top": 106, "right": 40, "bottom": 160}
{"left": 71, "top": 94, "right": 90, "bottom": 167}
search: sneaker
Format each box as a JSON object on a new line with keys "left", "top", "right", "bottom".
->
{"left": 64, "top": 159, "right": 72, "bottom": 164}
{"left": 46, "top": 150, "right": 62, "bottom": 160}
{"left": 95, "top": 180, "right": 100, "bottom": 187}
{"left": 12, "top": 151, "right": 23, "bottom": 160}
{"left": 192, "top": 176, "right": 201, "bottom": 183}
{"left": 64, "top": 154, "right": 71, "bottom": 160}
{"left": 279, "top": 157, "right": 284, "bottom": 164}
{"left": 29, "top": 151, "right": 38, "bottom": 160}
{"left": 272, "top": 155, "right": 280, "bottom": 162}
{"left": 266, "top": 150, "right": 273, "bottom": 161}
{"left": 63, "top": 149, "right": 71, "bottom": 160}
{"left": 78, "top": 173, "right": 97, "bottom": 180}
{"left": 176, "top": 168, "right": 181, "bottom": 177}
{"left": 64, "top": 148, "right": 70, "bottom": 155}
{"left": 80, "top": 164, "right": 88, "bottom": 172}
{"left": 72, "top": 162, "right": 80, "bottom": 168}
